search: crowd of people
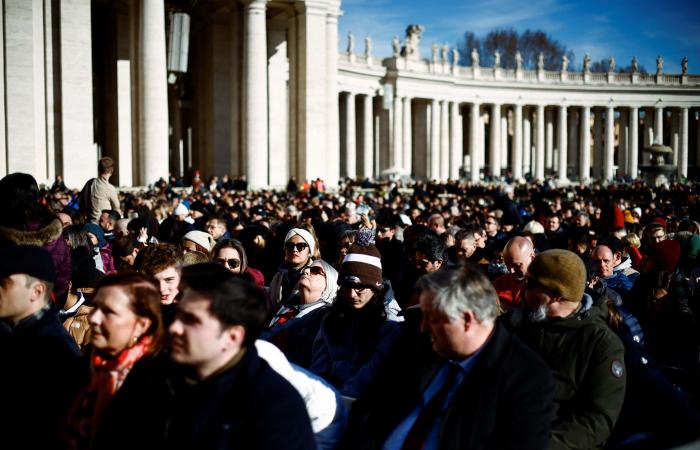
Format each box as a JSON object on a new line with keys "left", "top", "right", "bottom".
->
{"left": 1, "top": 156, "right": 699, "bottom": 450}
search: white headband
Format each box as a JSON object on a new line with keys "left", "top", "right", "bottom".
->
{"left": 342, "top": 253, "right": 382, "bottom": 269}
{"left": 285, "top": 228, "right": 316, "bottom": 256}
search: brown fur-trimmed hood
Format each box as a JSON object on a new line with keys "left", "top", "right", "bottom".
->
{"left": 0, "top": 217, "right": 63, "bottom": 246}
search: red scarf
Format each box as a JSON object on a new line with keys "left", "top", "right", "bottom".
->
{"left": 62, "top": 336, "right": 153, "bottom": 450}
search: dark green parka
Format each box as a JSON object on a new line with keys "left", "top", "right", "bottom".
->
{"left": 506, "top": 294, "right": 626, "bottom": 450}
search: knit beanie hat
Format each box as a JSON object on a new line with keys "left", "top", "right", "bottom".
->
{"left": 340, "top": 228, "right": 383, "bottom": 290}
{"left": 182, "top": 230, "right": 216, "bottom": 253}
{"left": 83, "top": 223, "right": 106, "bottom": 248}
{"left": 527, "top": 249, "right": 586, "bottom": 302}
{"left": 649, "top": 239, "right": 681, "bottom": 273}
{"left": 174, "top": 203, "right": 189, "bottom": 217}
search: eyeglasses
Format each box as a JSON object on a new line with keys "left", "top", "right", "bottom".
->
{"left": 341, "top": 285, "right": 370, "bottom": 294}
{"left": 285, "top": 242, "right": 309, "bottom": 252}
{"left": 216, "top": 258, "right": 241, "bottom": 269}
{"left": 339, "top": 241, "right": 353, "bottom": 250}
{"left": 308, "top": 266, "right": 326, "bottom": 277}
{"left": 377, "top": 227, "right": 391, "bottom": 233}
{"left": 485, "top": 221, "right": 496, "bottom": 225}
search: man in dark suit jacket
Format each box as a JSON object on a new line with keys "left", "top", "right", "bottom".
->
{"left": 342, "top": 264, "right": 554, "bottom": 450}
{"left": 0, "top": 245, "right": 84, "bottom": 450}
{"left": 93, "top": 264, "right": 315, "bottom": 450}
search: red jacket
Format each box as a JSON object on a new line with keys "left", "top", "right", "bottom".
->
{"left": 493, "top": 273, "right": 525, "bottom": 310}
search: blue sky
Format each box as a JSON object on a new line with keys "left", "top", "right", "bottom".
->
{"left": 338, "top": 0, "right": 700, "bottom": 72}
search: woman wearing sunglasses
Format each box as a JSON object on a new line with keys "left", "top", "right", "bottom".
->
{"left": 211, "top": 238, "right": 265, "bottom": 288}
{"left": 268, "top": 227, "right": 319, "bottom": 310}
{"left": 265, "top": 259, "right": 338, "bottom": 368}
{"left": 310, "top": 230, "right": 402, "bottom": 399}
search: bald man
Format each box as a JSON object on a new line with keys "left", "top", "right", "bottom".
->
{"left": 590, "top": 245, "right": 633, "bottom": 297}
{"left": 492, "top": 237, "right": 536, "bottom": 310}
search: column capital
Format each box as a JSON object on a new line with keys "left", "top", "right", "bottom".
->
{"left": 244, "top": 0, "right": 268, "bottom": 12}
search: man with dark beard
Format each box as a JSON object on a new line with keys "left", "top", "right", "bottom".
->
{"left": 506, "top": 249, "right": 627, "bottom": 450}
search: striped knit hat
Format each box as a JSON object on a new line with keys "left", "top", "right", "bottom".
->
{"left": 340, "top": 228, "right": 383, "bottom": 289}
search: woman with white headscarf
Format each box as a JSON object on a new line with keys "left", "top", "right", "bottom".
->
{"left": 264, "top": 259, "right": 337, "bottom": 369}
{"left": 267, "top": 227, "right": 319, "bottom": 309}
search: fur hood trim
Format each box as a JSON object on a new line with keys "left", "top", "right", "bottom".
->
{"left": 0, "top": 217, "right": 63, "bottom": 246}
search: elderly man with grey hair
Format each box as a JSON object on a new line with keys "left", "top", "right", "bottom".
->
{"left": 343, "top": 264, "right": 554, "bottom": 450}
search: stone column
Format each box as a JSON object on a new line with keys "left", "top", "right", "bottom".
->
{"left": 450, "top": 101, "right": 461, "bottom": 180}
{"left": 243, "top": 0, "right": 269, "bottom": 188}
{"left": 545, "top": 107, "right": 554, "bottom": 170}
{"left": 440, "top": 100, "right": 449, "bottom": 180}
{"left": 580, "top": 106, "right": 591, "bottom": 182}
{"left": 362, "top": 94, "right": 374, "bottom": 178}
{"left": 470, "top": 101, "right": 481, "bottom": 183}
{"left": 568, "top": 109, "right": 578, "bottom": 177}
{"left": 604, "top": 106, "right": 615, "bottom": 181}
{"left": 679, "top": 107, "right": 689, "bottom": 179}
{"left": 618, "top": 109, "right": 628, "bottom": 175}
{"left": 593, "top": 109, "right": 603, "bottom": 178}
{"left": 430, "top": 100, "right": 440, "bottom": 179}
{"left": 490, "top": 103, "right": 501, "bottom": 178}
{"left": 403, "top": 97, "right": 412, "bottom": 174}
{"left": 60, "top": 0, "right": 95, "bottom": 187}
{"left": 655, "top": 106, "right": 664, "bottom": 144}
{"left": 325, "top": 7, "right": 340, "bottom": 185}
{"left": 629, "top": 107, "right": 639, "bottom": 179}
{"left": 523, "top": 108, "right": 531, "bottom": 176}
{"left": 643, "top": 108, "right": 653, "bottom": 148}
{"left": 500, "top": 113, "right": 508, "bottom": 171}
{"left": 132, "top": 0, "right": 169, "bottom": 186}
{"left": 513, "top": 104, "right": 523, "bottom": 181}
{"left": 558, "top": 105, "right": 568, "bottom": 182}
{"left": 535, "top": 104, "right": 545, "bottom": 180}
{"left": 671, "top": 108, "right": 679, "bottom": 165}
{"left": 344, "top": 92, "right": 357, "bottom": 178}
{"left": 393, "top": 95, "right": 403, "bottom": 171}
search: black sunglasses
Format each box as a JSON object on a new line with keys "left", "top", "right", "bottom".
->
{"left": 308, "top": 266, "right": 325, "bottom": 276}
{"left": 285, "top": 242, "right": 309, "bottom": 252}
{"left": 216, "top": 258, "right": 241, "bottom": 269}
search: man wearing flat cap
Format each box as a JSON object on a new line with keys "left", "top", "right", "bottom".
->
{"left": 0, "top": 245, "right": 84, "bottom": 450}
{"left": 506, "top": 249, "right": 626, "bottom": 450}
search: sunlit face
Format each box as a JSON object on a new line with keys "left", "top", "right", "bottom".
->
{"left": 415, "top": 251, "right": 443, "bottom": 274}
{"left": 0, "top": 274, "right": 36, "bottom": 324}
{"left": 169, "top": 293, "right": 239, "bottom": 377}
{"left": 504, "top": 250, "right": 534, "bottom": 279}
{"left": 181, "top": 240, "right": 199, "bottom": 254}
{"left": 284, "top": 235, "right": 311, "bottom": 267}
{"left": 455, "top": 239, "right": 477, "bottom": 259}
{"left": 592, "top": 247, "right": 615, "bottom": 278}
{"left": 376, "top": 226, "right": 395, "bottom": 241}
{"left": 546, "top": 217, "right": 560, "bottom": 232}
{"left": 338, "top": 236, "right": 354, "bottom": 259}
{"left": 99, "top": 212, "right": 113, "bottom": 232}
{"left": 523, "top": 276, "right": 556, "bottom": 313}
{"left": 299, "top": 263, "right": 327, "bottom": 302}
{"left": 153, "top": 266, "right": 180, "bottom": 305}
{"left": 88, "top": 232, "right": 99, "bottom": 247}
{"left": 419, "top": 290, "right": 466, "bottom": 358}
{"left": 206, "top": 221, "right": 227, "bottom": 240}
{"left": 89, "top": 286, "right": 150, "bottom": 358}
{"left": 215, "top": 247, "right": 242, "bottom": 274}
{"left": 342, "top": 285, "right": 374, "bottom": 309}
{"left": 484, "top": 219, "right": 498, "bottom": 235}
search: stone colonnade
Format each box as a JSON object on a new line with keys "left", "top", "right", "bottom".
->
{"left": 338, "top": 92, "right": 698, "bottom": 182}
